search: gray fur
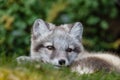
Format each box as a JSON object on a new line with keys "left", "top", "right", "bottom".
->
{"left": 70, "top": 22, "right": 83, "bottom": 41}
{"left": 17, "top": 19, "right": 120, "bottom": 74}
{"left": 30, "top": 22, "right": 84, "bottom": 66}
{"left": 32, "top": 19, "right": 49, "bottom": 37}
{"left": 71, "top": 57, "right": 114, "bottom": 72}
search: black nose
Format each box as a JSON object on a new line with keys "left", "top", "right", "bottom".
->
{"left": 59, "top": 59, "right": 66, "bottom": 65}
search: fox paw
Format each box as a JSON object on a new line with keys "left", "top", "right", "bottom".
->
{"left": 16, "top": 56, "right": 31, "bottom": 64}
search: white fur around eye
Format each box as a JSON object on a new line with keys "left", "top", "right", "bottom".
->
{"left": 69, "top": 45, "right": 74, "bottom": 50}
{"left": 44, "top": 42, "right": 52, "bottom": 47}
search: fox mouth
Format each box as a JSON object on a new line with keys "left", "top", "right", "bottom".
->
{"left": 54, "top": 65, "right": 61, "bottom": 68}
{"left": 55, "top": 65, "right": 63, "bottom": 67}
{"left": 54, "top": 65, "right": 66, "bottom": 69}
{"left": 54, "top": 65, "right": 69, "bottom": 68}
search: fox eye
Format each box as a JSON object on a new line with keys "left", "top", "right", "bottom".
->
{"left": 66, "top": 48, "right": 73, "bottom": 52}
{"left": 46, "top": 46, "right": 54, "bottom": 50}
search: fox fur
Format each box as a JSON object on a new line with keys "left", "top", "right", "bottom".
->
{"left": 17, "top": 19, "right": 120, "bottom": 74}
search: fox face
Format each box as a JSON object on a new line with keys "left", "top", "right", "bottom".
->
{"left": 30, "top": 19, "right": 84, "bottom": 67}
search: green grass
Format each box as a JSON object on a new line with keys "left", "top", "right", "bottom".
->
{"left": 0, "top": 55, "right": 120, "bottom": 80}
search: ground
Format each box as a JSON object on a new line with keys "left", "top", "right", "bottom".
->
{"left": 0, "top": 55, "right": 120, "bottom": 80}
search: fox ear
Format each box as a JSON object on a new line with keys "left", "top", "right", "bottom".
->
{"left": 70, "top": 22, "right": 83, "bottom": 41}
{"left": 32, "top": 19, "right": 50, "bottom": 38}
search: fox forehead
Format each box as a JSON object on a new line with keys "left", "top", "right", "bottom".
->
{"left": 32, "top": 23, "right": 83, "bottom": 51}
{"left": 40, "top": 34, "right": 76, "bottom": 50}
{"left": 38, "top": 36, "right": 81, "bottom": 53}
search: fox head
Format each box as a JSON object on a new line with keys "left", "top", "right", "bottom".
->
{"left": 31, "top": 19, "right": 84, "bottom": 67}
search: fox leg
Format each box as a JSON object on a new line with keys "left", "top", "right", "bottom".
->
{"left": 16, "top": 56, "right": 45, "bottom": 64}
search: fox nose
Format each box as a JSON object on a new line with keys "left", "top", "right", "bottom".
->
{"left": 59, "top": 59, "right": 66, "bottom": 65}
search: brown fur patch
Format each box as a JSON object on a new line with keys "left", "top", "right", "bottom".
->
{"left": 74, "top": 46, "right": 81, "bottom": 53}
{"left": 70, "top": 57, "right": 114, "bottom": 72}
{"left": 34, "top": 44, "right": 44, "bottom": 52}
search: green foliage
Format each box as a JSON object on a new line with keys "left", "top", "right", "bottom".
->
{"left": 0, "top": 56, "right": 120, "bottom": 80}
{"left": 0, "top": 0, "right": 119, "bottom": 55}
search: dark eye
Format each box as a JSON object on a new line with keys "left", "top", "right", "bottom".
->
{"left": 66, "top": 48, "right": 73, "bottom": 52}
{"left": 46, "top": 46, "right": 54, "bottom": 50}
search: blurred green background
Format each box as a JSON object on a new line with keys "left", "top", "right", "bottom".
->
{"left": 0, "top": 0, "right": 120, "bottom": 56}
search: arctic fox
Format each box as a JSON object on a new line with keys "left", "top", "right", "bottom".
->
{"left": 17, "top": 19, "right": 120, "bottom": 74}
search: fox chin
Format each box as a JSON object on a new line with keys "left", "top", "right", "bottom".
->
{"left": 17, "top": 19, "right": 120, "bottom": 75}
